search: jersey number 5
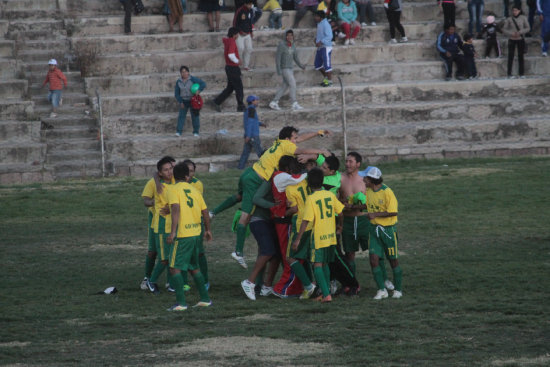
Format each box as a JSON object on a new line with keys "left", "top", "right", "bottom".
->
{"left": 183, "top": 189, "right": 194, "bottom": 208}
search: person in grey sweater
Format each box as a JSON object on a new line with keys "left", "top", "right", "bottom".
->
{"left": 269, "top": 30, "right": 307, "bottom": 111}
{"left": 502, "top": 6, "right": 530, "bottom": 78}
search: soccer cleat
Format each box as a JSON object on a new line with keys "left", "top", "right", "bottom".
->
{"left": 167, "top": 304, "right": 187, "bottom": 311}
{"left": 269, "top": 101, "right": 281, "bottom": 110}
{"left": 291, "top": 102, "right": 304, "bottom": 110}
{"left": 373, "top": 289, "right": 389, "bottom": 300}
{"left": 389, "top": 38, "right": 397, "bottom": 44}
{"left": 400, "top": 36, "right": 408, "bottom": 43}
{"left": 241, "top": 279, "right": 256, "bottom": 300}
{"left": 300, "top": 284, "right": 317, "bottom": 300}
{"left": 344, "top": 38, "right": 350, "bottom": 46}
{"left": 392, "top": 290, "right": 403, "bottom": 299}
{"left": 140, "top": 277, "right": 148, "bottom": 290}
{"left": 146, "top": 279, "right": 160, "bottom": 295}
{"left": 321, "top": 295, "right": 333, "bottom": 303}
{"left": 349, "top": 38, "right": 356, "bottom": 45}
{"left": 183, "top": 284, "right": 191, "bottom": 292}
{"left": 384, "top": 279, "right": 395, "bottom": 291}
{"left": 231, "top": 252, "right": 248, "bottom": 269}
{"left": 165, "top": 282, "right": 175, "bottom": 292}
{"left": 193, "top": 300, "right": 213, "bottom": 307}
{"left": 260, "top": 285, "right": 273, "bottom": 296}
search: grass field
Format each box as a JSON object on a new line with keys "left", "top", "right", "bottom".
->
{"left": 1, "top": 157, "right": 549, "bottom": 366}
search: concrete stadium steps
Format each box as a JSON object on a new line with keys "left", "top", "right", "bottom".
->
{"left": 0, "top": 163, "right": 53, "bottom": 184}
{"left": 0, "top": 58, "right": 19, "bottom": 78}
{"left": 0, "top": 120, "right": 40, "bottom": 141}
{"left": 31, "top": 92, "right": 89, "bottom": 107}
{"left": 0, "top": 79, "right": 28, "bottom": 99}
{"left": 0, "top": 141, "right": 46, "bottom": 165}
{"left": 0, "top": 100, "right": 34, "bottom": 120}
{"left": 97, "top": 76, "right": 550, "bottom": 116}
{"left": 28, "top": 71, "right": 82, "bottom": 86}
{"left": 5, "top": 19, "right": 66, "bottom": 39}
{"left": 0, "top": 40, "right": 15, "bottom": 57}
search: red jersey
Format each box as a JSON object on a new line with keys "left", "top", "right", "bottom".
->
{"left": 223, "top": 37, "right": 240, "bottom": 67}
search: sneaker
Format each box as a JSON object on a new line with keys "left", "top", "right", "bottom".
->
{"left": 146, "top": 279, "right": 160, "bottom": 295}
{"left": 320, "top": 78, "right": 329, "bottom": 86}
{"left": 384, "top": 279, "right": 395, "bottom": 291}
{"left": 349, "top": 38, "right": 356, "bottom": 45}
{"left": 193, "top": 133, "right": 200, "bottom": 137}
{"left": 193, "top": 300, "right": 213, "bottom": 307}
{"left": 209, "top": 211, "right": 215, "bottom": 219}
{"left": 373, "top": 289, "right": 388, "bottom": 300}
{"left": 291, "top": 102, "right": 303, "bottom": 110}
{"left": 456, "top": 76, "right": 465, "bottom": 81}
{"left": 210, "top": 99, "right": 221, "bottom": 112}
{"left": 519, "top": 75, "right": 526, "bottom": 79}
{"left": 445, "top": 76, "right": 451, "bottom": 81}
{"left": 344, "top": 38, "right": 350, "bottom": 46}
{"left": 140, "top": 277, "right": 148, "bottom": 290}
{"left": 59, "top": 98, "right": 63, "bottom": 106}
{"left": 260, "top": 285, "right": 273, "bottom": 296}
{"left": 231, "top": 252, "right": 248, "bottom": 269}
{"left": 392, "top": 290, "right": 403, "bottom": 299}
{"left": 371, "top": 22, "right": 376, "bottom": 26}
{"left": 389, "top": 38, "right": 397, "bottom": 44}
{"left": 330, "top": 280, "right": 339, "bottom": 295}
{"left": 321, "top": 295, "right": 333, "bottom": 303}
{"left": 167, "top": 304, "right": 187, "bottom": 311}
{"left": 269, "top": 101, "right": 281, "bottom": 110}
{"left": 400, "top": 36, "right": 408, "bottom": 43}
{"left": 508, "top": 75, "right": 517, "bottom": 79}
{"left": 241, "top": 279, "right": 256, "bottom": 300}
{"left": 49, "top": 112, "right": 57, "bottom": 118}
{"left": 338, "top": 32, "right": 346, "bottom": 39}
{"left": 165, "top": 282, "right": 175, "bottom": 292}
{"left": 205, "top": 282, "right": 210, "bottom": 291}
{"left": 543, "top": 52, "right": 548, "bottom": 57}
{"left": 183, "top": 284, "right": 191, "bottom": 292}
{"left": 175, "top": 132, "right": 181, "bottom": 137}
{"left": 300, "top": 284, "right": 317, "bottom": 299}
{"left": 361, "top": 22, "right": 367, "bottom": 28}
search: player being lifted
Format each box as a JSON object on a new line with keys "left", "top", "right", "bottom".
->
{"left": 210, "top": 126, "right": 332, "bottom": 268}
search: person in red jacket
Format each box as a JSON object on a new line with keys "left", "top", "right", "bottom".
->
{"left": 42, "top": 59, "right": 68, "bottom": 118}
{"left": 212, "top": 27, "right": 245, "bottom": 112}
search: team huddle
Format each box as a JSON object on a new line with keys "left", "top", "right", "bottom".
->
{"left": 140, "top": 126, "right": 403, "bottom": 311}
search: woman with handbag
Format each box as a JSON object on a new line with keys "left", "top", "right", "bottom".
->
{"left": 384, "top": 0, "right": 407, "bottom": 44}
{"left": 502, "top": 5, "right": 530, "bottom": 78}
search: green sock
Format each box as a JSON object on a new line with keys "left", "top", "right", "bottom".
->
{"left": 213, "top": 195, "right": 240, "bottom": 215}
{"left": 192, "top": 272, "right": 210, "bottom": 302}
{"left": 290, "top": 261, "right": 312, "bottom": 288}
{"left": 182, "top": 270, "right": 188, "bottom": 286}
{"left": 323, "top": 264, "right": 330, "bottom": 284}
{"left": 393, "top": 266, "right": 402, "bottom": 291}
{"left": 314, "top": 266, "right": 330, "bottom": 297}
{"left": 149, "top": 262, "right": 166, "bottom": 283}
{"left": 349, "top": 259, "right": 356, "bottom": 276}
{"left": 198, "top": 253, "right": 209, "bottom": 283}
{"left": 304, "top": 261, "right": 313, "bottom": 281}
{"left": 235, "top": 223, "right": 246, "bottom": 256}
{"left": 372, "top": 266, "right": 385, "bottom": 290}
{"left": 171, "top": 272, "right": 186, "bottom": 305}
{"left": 380, "top": 258, "right": 388, "bottom": 281}
{"left": 145, "top": 255, "right": 155, "bottom": 278}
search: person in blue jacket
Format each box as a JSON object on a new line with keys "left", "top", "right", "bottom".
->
{"left": 436, "top": 24, "right": 466, "bottom": 80}
{"left": 537, "top": 0, "right": 550, "bottom": 56}
{"left": 238, "top": 95, "right": 266, "bottom": 169}
{"left": 174, "top": 65, "right": 206, "bottom": 137}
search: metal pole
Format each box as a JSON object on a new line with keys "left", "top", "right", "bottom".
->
{"left": 95, "top": 89, "right": 106, "bottom": 178}
{"left": 338, "top": 76, "right": 348, "bottom": 157}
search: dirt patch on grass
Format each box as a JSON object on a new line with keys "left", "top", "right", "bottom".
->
{"left": 0, "top": 341, "right": 30, "bottom": 348}
{"left": 164, "top": 336, "right": 329, "bottom": 366}
{"left": 89, "top": 243, "right": 141, "bottom": 251}
{"left": 234, "top": 313, "right": 274, "bottom": 321}
{"left": 490, "top": 354, "right": 550, "bottom": 366}
{"left": 388, "top": 167, "right": 506, "bottom": 182}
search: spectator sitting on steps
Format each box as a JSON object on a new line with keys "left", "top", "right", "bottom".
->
{"left": 436, "top": 24, "right": 466, "bottom": 81}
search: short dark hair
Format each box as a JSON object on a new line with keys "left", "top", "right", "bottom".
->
{"left": 157, "top": 156, "right": 175, "bottom": 172}
{"left": 367, "top": 176, "right": 383, "bottom": 185}
{"left": 445, "top": 24, "right": 456, "bottom": 30}
{"left": 183, "top": 159, "right": 196, "bottom": 170}
{"left": 279, "top": 126, "right": 299, "bottom": 140}
{"left": 463, "top": 33, "right": 473, "bottom": 41}
{"left": 179, "top": 65, "right": 189, "bottom": 73}
{"left": 324, "top": 154, "right": 340, "bottom": 171}
{"left": 315, "top": 10, "right": 326, "bottom": 18}
{"left": 347, "top": 151, "right": 362, "bottom": 164}
{"left": 244, "top": 0, "right": 253, "bottom": 3}
{"left": 228, "top": 27, "right": 239, "bottom": 38}
{"left": 307, "top": 167, "right": 324, "bottom": 189}
{"left": 286, "top": 29, "right": 294, "bottom": 36}
{"left": 278, "top": 155, "right": 298, "bottom": 173}
{"left": 173, "top": 162, "right": 190, "bottom": 181}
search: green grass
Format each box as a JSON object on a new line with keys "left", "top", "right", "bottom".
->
{"left": 1, "top": 157, "right": 549, "bottom": 366}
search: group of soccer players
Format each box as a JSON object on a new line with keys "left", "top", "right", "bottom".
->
{"left": 140, "top": 125, "right": 403, "bottom": 310}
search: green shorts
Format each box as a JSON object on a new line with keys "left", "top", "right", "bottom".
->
{"left": 368, "top": 225, "right": 398, "bottom": 260}
{"left": 342, "top": 215, "right": 370, "bottom": 253}
{"left": 238, "top": 167, "right": 264, "bottom": 214}
{"left": 155, "top": 217, "right": 171, "bottom": 261}
{"left": 287, "top": 225, "right": 312, "bottom": 260}
{"left": 310, "top": 244, "right": 336, "bottom": 264}
{"left": 169, "top": 235, "right": 201, "bottom": 271}
{"left": 147, "top": 211, "right": 156, "bottom": 252}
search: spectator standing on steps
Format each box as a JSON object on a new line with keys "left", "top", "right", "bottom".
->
{"left": 42, "top": 59, "right": 67, "bottom": 118}
{"left": 120, "top": 0, "right": 134, "bottom": 35}
{"left": 385, "top": 0, "right": 407, "bottom": 43}
{"left": 462, "top": 33, "right": 478, "bottom": 78}
{"left": 294, "top": 0, "right": 320, "bottom": 28}
{"left": 238, "top": 95, "right": 266, "bottom": 169}
{"left": 481, "top": 15, "right": 502, "bottom": 58}
{"left": 165, "top": 0, "right": 185, "bottom": 33}
{"left": 355, "top": 0, "right": 377, "bottom": 28}
{"left": 174, "top": 66, "right": 206, "bottom": 137}
{"left": 270, "top": 30, "right": 307, "bottom": 111}
{"left": 467, "top": 0, "right": 484, "bottom": 38}
{"left": 537, "top": 0, "right": 550, "bottom": 56}
{"left": 438, "top": 0, "right": 456, "bottom": 31}
{"left": 234, "top": 0, "right": 255, "bottom": 71}
{"left": 199, "top": 0, "right": 221, "bottom": 32}
{"left": 212, "top": 27, "right": 245, "bottom": 112}
{"left": 314, "top": 10, "right": 334, "bottom": 87}
{"left": 502, "top": 5, "right": 530, "bottom": 78}
{"left": 436, "top": 24, "right": 465, "bottom": 80}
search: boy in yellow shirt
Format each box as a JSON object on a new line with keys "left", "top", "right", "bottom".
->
{"left": 263, "top": 0, "right": 283, "bottom": 29}
{"left": 291, "top": 167, "right": 344, "bottom": 302}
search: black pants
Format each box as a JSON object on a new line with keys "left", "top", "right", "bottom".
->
{"left": 507, "top": 39, "right": 525, "bottom": 76}
{"left": 385, "top": 9, "right": 405, "bottom": 39}
{"left": 215, "top": 65, "right": 244, "bottom": 109}
{"left": 442, "top": 3, "right": 455, "bottom": 30}
{"left": 123, "top": 0, "right": 133, "bottom": 33}
{"left": 440, "top": 52, "right": 465, "bottom": 78}
{"left": 464, "top": 55, "right": 477, "bottom": 77}
{"left": 485, "top": 38, "right": 501, "bottom": 57}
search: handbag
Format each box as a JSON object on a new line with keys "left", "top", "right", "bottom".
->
{"left": 388, "top": 0, "right": 399, "bottom": 11}
{"left": 134, "top": 0, "right": 145, "bottom": 14}
{"left": 511, "top": 17, "right": 528, "bottom": 54}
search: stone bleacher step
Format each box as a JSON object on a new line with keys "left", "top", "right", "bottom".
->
{"left": 0, "top": 40, "right": 15, "bottom": 58}
{"left": 41, "top": 125, "right": 97, "bottom": 140}
{"left": 0, "top": 59, "right": 19, "bottom": 79}
{"left": 0, "top": 79, "right": 28, "bottom": 99}
{"left": 46, "top": 149, "right": 102, "bottom": 164}
{"left": 0, "top": 120, "right": 41, "bottom": 141}
{"left": 31, "top": 92, "right": 89, "bottom": 106}
{"left": 0, "top": 100, "right": 34, "bottom": 120}
{"left": 0, "top": 141, "right": 47, "bottom": 165}
{"left": 44, "top": 138, "right": 101, "bottom": 152}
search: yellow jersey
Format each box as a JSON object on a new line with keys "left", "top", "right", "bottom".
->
{"left": 285, "top": 180, "right": 313, "bottom": 232}
{"left": 167, "top": 182, "right": 207, "bottom": 238}
{"left": 153, "top": 181, "right": 173, "bottom": 234}
{"left": 189, "top": 177, "right": 204, "bottom": 195}
{"left": 303, "top": 190, "right": 345, "bottom": 249}
{"left": 365, "top": 184, "right": 398, "bottom": 226}
{"left": 253, "top": 139, "right": 297, "bottom": 181}
{"left": 141, "top": 178, "right": 156, "bottom": 218}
